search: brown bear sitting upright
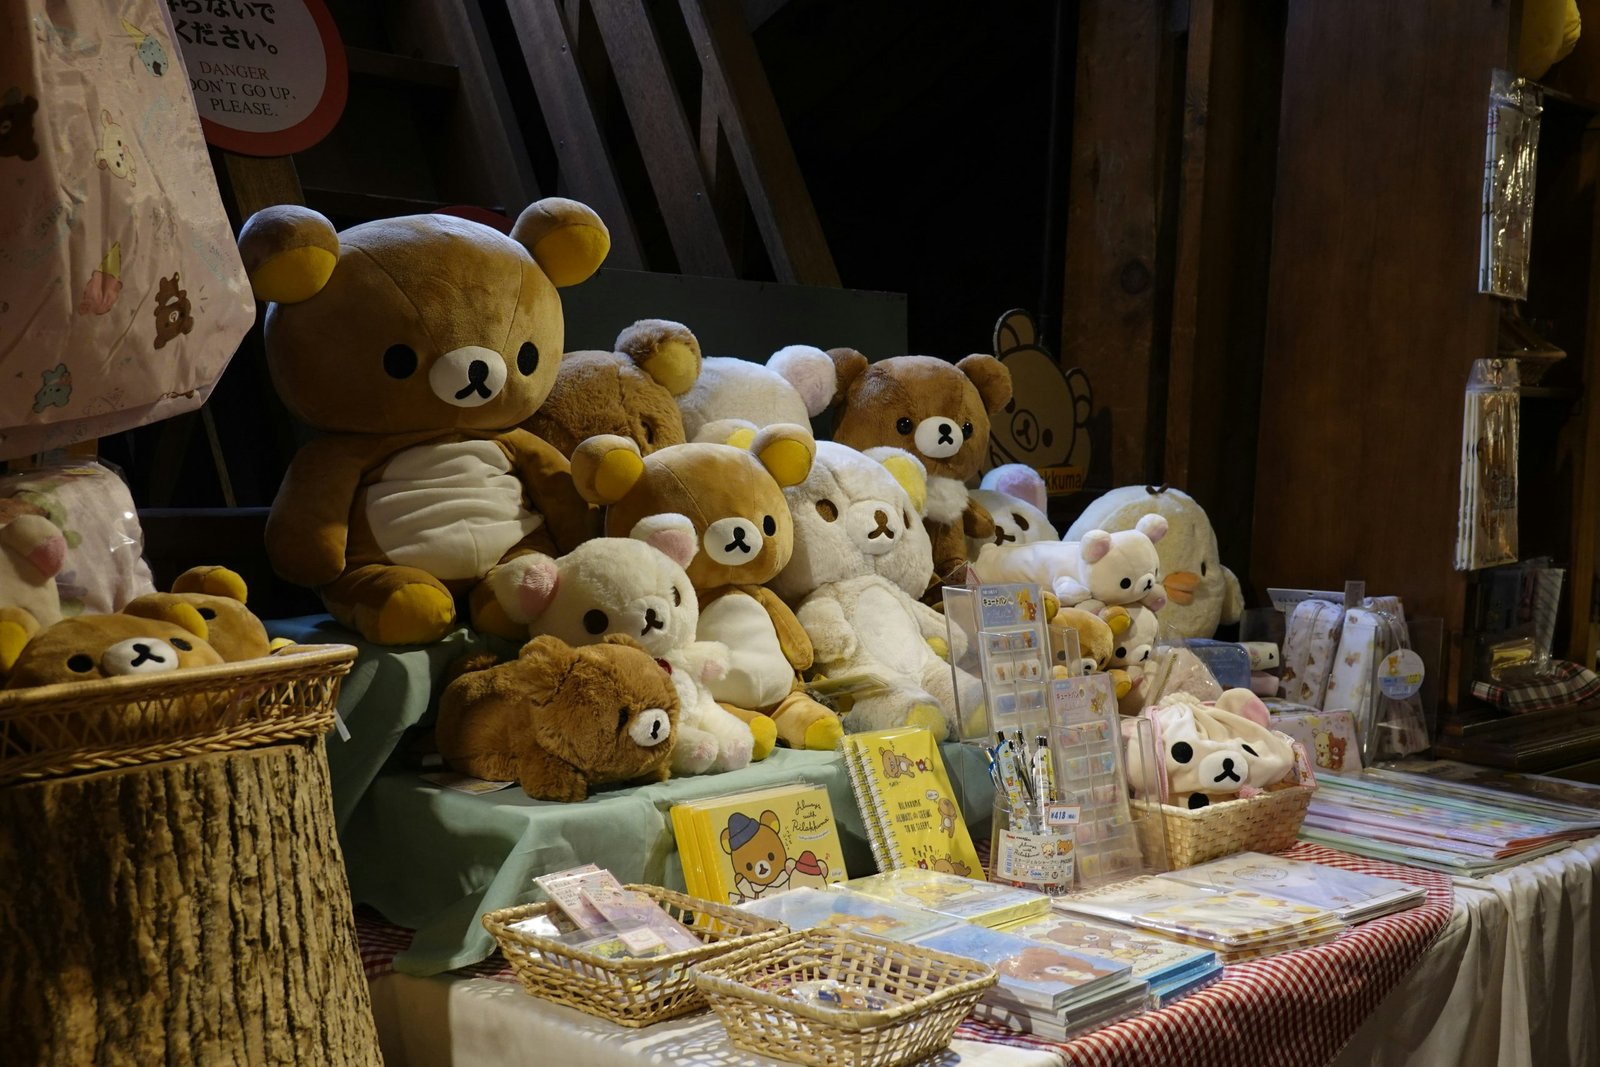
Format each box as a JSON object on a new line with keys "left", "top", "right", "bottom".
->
{"left": 827, "top": 351, "right": 1012, "bottom": 599}
{"left": 237, "top": 200, "right": 610, "bottom": 645}
{"left": 523, "top": 318, "right": 701, "bottom": 457}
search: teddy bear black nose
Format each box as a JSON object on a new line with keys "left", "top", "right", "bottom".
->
{"left": 937, "top": 423, "right": 954, "bottom": 444}
{"left": 455, "top": 360, "right": 493, "bottom": 401}
{"left": 868, "top": 509, "right": 895, "bottom": 539}
{"left": 643, "top": 608, "right": 664, "bottom": 632}
{"left": 725, "top": 528, "right": 751, "bottom": 553}
{"left": 129, "top": 643, "right": 164, "bottom": 667}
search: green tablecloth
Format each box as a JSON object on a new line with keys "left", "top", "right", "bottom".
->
{"left": 267, "top": 615, "right": 997, "bottom": 977}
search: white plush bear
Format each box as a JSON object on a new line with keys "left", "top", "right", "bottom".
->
{"left": 1064, "top": 486, "right": 1243, "bottom": 639}
{"left": 967, "top": 464, "right": 1059, "bottom": 562}
{"left": 770, "top": 442, "right": 983, "bottom": 739}
{"left": 488, "top": 514, "right": 753, "bottom": 775}
{"left": 678, "top": 345, "right": 837, "bottom": 443}
{"left": 971, "top": 517, "right": 1165, "bottom": 619}
{"left": 1125, "top": 691, "right": 1295, "bottom": 809}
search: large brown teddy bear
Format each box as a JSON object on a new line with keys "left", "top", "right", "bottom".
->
{"left": 827, "top": 352, "right": 1012, "bottom": 599}
{"left": 237, "top": 200, "right": 610, "bottom": 646}
{"left": 563, "top": 427, "right": 842, "bottom": 753}
{"left": 523, "top": 319, "right": 701, "bottom": 457}
{"left": 435, "top": 634, "right": 679, "bottom": 802}
{"left": 122, "top": 566, "right": 275, "bottom": 662}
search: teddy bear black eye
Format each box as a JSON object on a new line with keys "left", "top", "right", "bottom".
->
{"left": 816, "top": 499, "right": 839, "bottom": 522}
{"left": 1201, "top": 561, "right": 1208, "bottom": 577}
{"left": 617, "top": 706, "right": 630, "bottom": 730}
{"left": 1171, "top": 741, "right": 1194, "bottom": 764}
{"left": 384, "top": 344, "right": 418, "bottom": 379}
{"left": 903, "top": 510, "right": 913, "bottom": 528}
{"left": 1015, "top": 514, "right": 1030, "bottom": 532}
{"left": 1242, "top": 743, "right": 1258, "bottom": 757}
{"left": 762, "top": 515, "right": 777, "bottom": 536}
{"left": 171, "top": 638, "right": 192, "bottom": 651}
{"left": 199, "top": 607, "right": 217, "bottom": 620}
{"left": 767, "top": 852, "right": 775, "bottom": 861}
{"left": 1119, "top": 577, "right": 1132, "bottom": 589}
{"left": 961, "top": 421, "right": 973, "bottom": 439}
{"left": 517, "top": 342, "right": 539, "bottom": 376}
{"left": 672, "top": 586, "right": 682, "bottom": 606}
{"left": 1042, "top": 428, "right": 1054, "bottom": 447}
{"left": 643, "top": 422, "right": 655, "bottom": 445}
{"left": 746, "top": 862, "right": 753, "bottom": 871}
{"left": 896, "top": 417, "right": 914, "bottom": 435}
{"left": 583, "top": 609, "right": 609, "bottom": 634}
{"left": 1115, "top": 646, "right": 1126, "bottom": 658}
{"left": 67, "top": 654, "right": 94, "bottom": 673}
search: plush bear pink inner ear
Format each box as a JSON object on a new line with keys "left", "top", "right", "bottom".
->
{"left": 631, "top": 514, "right": 698, "bottom": 569}
{"left": 27, "top": 533, "right": 67, "bottom": 579}
{"left": 515, "top": 562, "right": 560, "bottom": 619}
{"left": 1137, "top": 513, "right": 1169, "bottom": 544}
{"left": 1081, "top": 531, "right": 1112, "bottom": 564}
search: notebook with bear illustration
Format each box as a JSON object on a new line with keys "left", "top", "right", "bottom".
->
{"left": 840, "top": 727, "right": 983, "bottom": 877}
{"left": 737, "top": 886, "right": 956, "bottom": 942}
{"left": 670, "top": 783, "right": 847, "bottom": 906}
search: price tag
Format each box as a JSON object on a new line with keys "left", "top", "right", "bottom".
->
{"left": 1378, "top": 649, "right": 1426, "bottom": 699}
{"left": 995, "top": 828, "right": 1075, "bottom": 891}
{"left": 1045, "top": 804, "right": 1081, "bottom": 827}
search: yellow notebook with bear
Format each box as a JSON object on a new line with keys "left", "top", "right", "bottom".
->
{"left": 671, "top": 784, "right": 847, "bottom": 906}
{"left": 841, "top": 727, "right": 983, "bottom": 878}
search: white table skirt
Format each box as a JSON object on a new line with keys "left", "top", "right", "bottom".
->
{"left": 369, "top": 971, "right": 1066, "bottom": 1067}
{"left": 369, "top": 839, "right": 1600, "bottom": 1067}
{"left": 1334, "top": 837, "right": 1600, "bottom": 1067}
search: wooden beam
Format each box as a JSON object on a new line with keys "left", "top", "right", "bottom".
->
{"left": 1061, "top": 0, "right": 1180, "bottom": 487}
{"left": 502, "top": 0, "right": 646, "bottom": 268}
{"left": 678, "top": 0, "right": 840, "bottom": 286}
{"left": 386, "top": 0, "right": 543, "bottom": 213}
{"left": 222, "top": 153, "right": 304, "bottom": 217}
{"left": 586, "top": 0, "right": 736, "bottom": 277}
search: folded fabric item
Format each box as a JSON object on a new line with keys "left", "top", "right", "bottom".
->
{"left": 1280, "top": 599, "right": 1343, "bottom": 707}
{"left": 1271, "top": 709, "right": 1362, "bottom": 776}
{"left": 1472, "top": 660, "right": 1600, "bottom": 714}
{"left": 0, "top": 461, "right": 155, "bottom": 614}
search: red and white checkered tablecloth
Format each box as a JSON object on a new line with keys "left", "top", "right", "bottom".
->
{"left": 355, "top": 842, "right": 1454, "bottom": 1067}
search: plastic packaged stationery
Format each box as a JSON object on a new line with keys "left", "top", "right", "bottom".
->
{"left": 942, "top": 583, "right": 1053, "bottom": 740}
{"left": 1162, "top": 852, "right": 1424, "bottom": 922}
{"left": 736, "top": 886, "right": 955, "bottom": 942}
{"left": 841, "top": 868, "right": 1051, "bottom": 927}
{"left": 1046, "top": 674, "right": 1154, "bottom": 887}
{"left": 1455, "top": 358, "right": 1519, "bottom": 570}
{"left": 999, "top": 913, "right": 1221, "bottom": 1007}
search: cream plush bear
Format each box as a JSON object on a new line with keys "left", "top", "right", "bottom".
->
{"left": 490, "top": 514, "right": 753, "bottom": 775}
{"left": 677, "top": 345, "right": 837, "bottom": 444}
{"left": 1065, "top": 486, "right": 1243, "bottom": 639}
{"left": 972, "top": 517, "right": 1166, "bottom": 619}
{"left": 1125, "top": 690, "right": 1295, "bottom": 809}
{"left": 1111, "top": 603, "right": 1162, "bottom": 714}
{"left": 967, "top": 464, "right": 1059, "bottom": 562}
{"left": 0, "top": 513, "right": 67, "bottom": 674}
{"left": 770, "top": 442, "right": 983, "bottom": 739}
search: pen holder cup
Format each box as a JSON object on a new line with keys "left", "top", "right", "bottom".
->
{"left": 988, "top": 795, "right": 1076, "bottom": 896}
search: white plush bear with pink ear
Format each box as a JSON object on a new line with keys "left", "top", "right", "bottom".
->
{"left": 488, "top": 514, "right": 753, "bottom": 775}
{"left": 967, "top": 464, "right": 1059, "bottom": 561}
{"left": 1055, "top": 514, "right": 1169, "bottom": 615}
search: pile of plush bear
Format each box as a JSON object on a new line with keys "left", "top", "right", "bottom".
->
{"left": 0, "top": 197, "right": 1252, "bottom": 803}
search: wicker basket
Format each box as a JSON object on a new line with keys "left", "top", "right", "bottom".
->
{"left": 692, "top": 928, "right": 998, "bottom": 1067}
{"left": 482, "top": 884, "right": 787, "bottom": 1028}
{"left": 0, "top": 643, "right": 357, "bottom": 785}
{"left": 1132, "top": 781, "right": 1316, "bottom": 869}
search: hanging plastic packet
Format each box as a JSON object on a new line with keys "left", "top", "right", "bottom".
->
{"left": 1455, "top": 358, "right": 1519, "bottom": 571}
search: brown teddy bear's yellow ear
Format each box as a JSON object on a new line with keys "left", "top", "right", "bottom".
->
{"left": 511, "top": 198, "right": 610, "bottom": 287}
{"left": 616, "top": 319, "right": 701, "bottom": 396}
{"left": 171, "top": 565, "right": 248, "bottom": 603}
{"left": 750, "top": 424, "right": 814, "bottom": 488}
{"left": 695, "top": 418, "right": 759, "bottom": 449}
{"left": 826, "top": 347, "right": 869, "bottom": 404}
{"left": 0, "top": 607, "right": 40, "bottom": 677}
{"left": 957, "top": 353, "right": 1013, "bottom": 414}
{"left": 571, "top": 434, "right": 645, "bottom": 505}
{"left": 1101, "top": 605, "right": 1133, "bottom": 637}
{"left": 123, "top": 596, "right": 210, "bottom": 641}
{"left": 237, "top": 205, "right": 339, "bottom": 304}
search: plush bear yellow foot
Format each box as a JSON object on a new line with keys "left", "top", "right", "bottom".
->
{"left": 905, "top": 703, "right": 949, "bottom": 741}
{"left": 718, "top": 703, "right": 778, "bottom": 761}
{"left": 769, "top": 691, "right": 844, "bottom": 751}
{"left": 804, "top": 714, "right": 845, "bottom": 751}
{"left": 925, "top": 635, "right": 950, "bottom": 660}
{"left": 373, "top": 585, "right": 456, "bottom": 646}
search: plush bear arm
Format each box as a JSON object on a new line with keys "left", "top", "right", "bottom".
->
{"left": 1051, "top": 575, "right": 1093, "bottom": 606}
{"left": 797, "top": 596, "right": 857, "bottom": 662}
{"left": 515, "top": 740, "right": 588, "bottom": 802}
{"left": 503, "top": 429, "right": 600, "bottom": 552}
{"left": 679, "top": 640, "right": 731, "bottom": 682}
{"left": 265, "top": 435, "right": 389, "bottom": 588}
{"left": 908, "top": 598, "right": 955, "bottom": 647}
{"left": 961, "top": 499, "right": 995, "bottom": 540}
{"left": 740, "top": 585, "right": 814, "bottom": 671}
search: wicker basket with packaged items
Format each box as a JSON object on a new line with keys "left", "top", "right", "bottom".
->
{"left": 482, "top": 883, "right": 786, "bottom": 1027}
{"left": 691, "top": 927, "right": 998, "bottom": 1067}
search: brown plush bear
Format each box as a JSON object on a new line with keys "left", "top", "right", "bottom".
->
{"left": 123, "top": 566, "right": 273, "bottom": 662}
{"left": 435, "top": 634, "right": 678, "bottom": 802}
{"left": 566, "top": 427, "right": 842, "bottom": 753}
{"left": 827, "top": 351, "right": 1012, "bottom": 598}
{"left": 237, "top": 199, "right": 610, "bottom": 646}
{"left": 524, "top": 319, "right": 701, "bottom": 457}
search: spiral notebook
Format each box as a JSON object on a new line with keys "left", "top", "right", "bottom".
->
{"left": 840, "top": 727, "right": 982, "bottom": 877}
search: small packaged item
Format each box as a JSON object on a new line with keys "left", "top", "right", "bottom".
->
{"left": 533, "top": 865, "right": 622, "bottom": 928}
{"left": 547, "top": 919, "right": 692, "bottom": 961}
{"left": 580, "top": 883, "right": 702, "bottom": 954}
{"left": 786, "top": 979, "right": 892, "bottom": 1014}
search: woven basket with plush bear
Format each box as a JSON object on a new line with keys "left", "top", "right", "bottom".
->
{"left": 1126, "top": 690, "right": 1316, "bottom": 869}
